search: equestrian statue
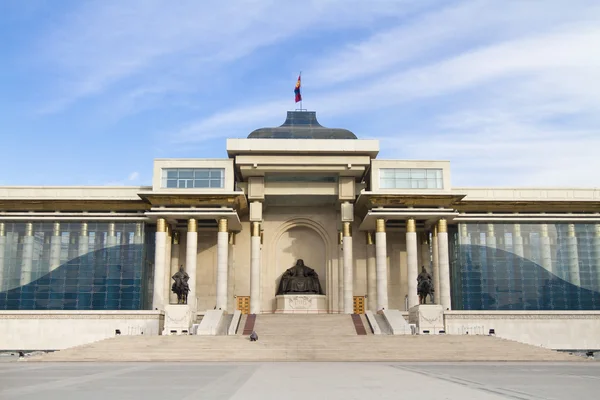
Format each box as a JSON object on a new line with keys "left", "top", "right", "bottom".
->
{"left": 417, "top": 266, "right": 434, "bottom": 304}
{"left": 171, "top": 265, "right": 190, "bottom": 304}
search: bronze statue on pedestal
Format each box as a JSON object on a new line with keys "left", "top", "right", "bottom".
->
{"left": 172, "top": 265, "right": 190, "bottom": 304}
{"left": 276, "top": 259, "right": 323, "bottom": 295}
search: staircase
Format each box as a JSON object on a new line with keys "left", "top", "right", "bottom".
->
{"left": 32, "top": 314, "right": 582, "bottom": 362}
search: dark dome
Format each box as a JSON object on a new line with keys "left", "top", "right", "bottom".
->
{"left": 248, "top": 111, "right": 357, "bottom": 139}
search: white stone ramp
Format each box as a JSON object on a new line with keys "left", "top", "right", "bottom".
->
{"left": 383, "top": 309, "right": 413, "bottom": 335}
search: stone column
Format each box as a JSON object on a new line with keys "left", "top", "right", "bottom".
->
{"left": 250, "top": 221, "right": 261, "bottom": 314}
{"left": 366, "top": 231, "right": 377, "bottom": 312}
{"left": 513, "top": 224, "right": 524, "bottom": 258}
{"left": 375, "top": 218, "right": 388, "bottom": 311}
{"left": 186, "top": 219, "right": 198, "bottom": 309}
{"left": 421, "top": 232, "right": 430, "bottom": 269}
{"left": 437, "top": 218, "right": 451, "bottom": 310}
{"left": 540, "top": 224, "right": 553, "bottom": 275}
{"left": 342, "top": 222, "right": 354, "bottom": 314}
{"left": 0, "top": 222, "right": 5, "bottom": 291}
{"left": 20, "top": 222, "right": 34, "bottom": 286}
{"left": 486, "top": 223, "right": 496, "bottom": 248}
{"left": 152, "top": 219, "right": 168, "bottom": 310}
{"left": 595, "top": 224, "right": 600, "bottom": 292}
{"left": 432, "top": 225, "right": 440, "bottom": 304}
{"left": 567, "top": 224, "right": 580, "bottom": 286}
{"left": 169, "top": 231, "right": 180, "bottom": 304}
{"left": 216, "top": 218, "right": 229, "bottom": 311}
{"left": 133, "top": 222, "right": 144, "bottom": 245}
{"left": 78, "top": 222, "right": 89, "bottom": 258}
{"left": 106, "top": 222, "right": 118, "bottom": 247}
{"left": 460, "top": 224, "right": 471, "bottom": 245}
{"left": 163, "top": 224, "right": 172, "bottom": 303}
{"left": 49, "top": 222, "right": 62, "bottom": 273}
{"left": 338, "top": 231, "right": 344, "bottom": 313}
{"left": 406, "top": 218, "right": 418, "bottom": 309}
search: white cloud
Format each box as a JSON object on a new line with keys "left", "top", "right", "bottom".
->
{"left": 128, "top": 172, "right": 140, "bottom": 181}
{"left": 36, "top": 0, "right": 431, "bottom": 114}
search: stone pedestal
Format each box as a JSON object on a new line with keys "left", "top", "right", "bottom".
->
{"left": 163, "top": 305, "right": 193, "bottom": 335}
{"left": 275, "top": 295, "right": 328, "bottom": 314}
{"left": 409, "top": 304, "right": 445, "bottom": 334}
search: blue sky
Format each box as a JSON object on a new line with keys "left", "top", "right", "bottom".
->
{"left": 1, "top": 0, "right": 599, "bottom": 187}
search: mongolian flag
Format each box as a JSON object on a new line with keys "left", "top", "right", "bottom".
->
{"left": 294, "top": 74, "right": 302, "bottom": 103}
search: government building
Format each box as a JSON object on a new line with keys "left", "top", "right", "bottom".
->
{"left": 1, "top": 111, "right": 599, "bottom": 352}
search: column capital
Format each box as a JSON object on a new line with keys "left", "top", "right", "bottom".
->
{"left": 251, "top": 221, "right": 261, "bottom": 237}
{"left": 366, "top": 231, "right": 374, "bottom": 245}
{"left": 25, "top": 222, "right": 33, "bottom": 236}
{"left": 81, "top": 222, "right": 88, "bottom": 236}
{"left": 338, "top": 231, "right": 343, "bottom": 245}
{"left": 541, "top": 223, "right": 549, "bottom": 237}
{"left": 156, "top": 218, "right": 166, "bottom": 233}
{"left": 568, "top": 223, "right": 576, "bottom": 237}
{"left": 343, "top": 222, "right": 352, "bottom": 237}
{"left": 406, "top": 218, "right": 416, "bottom": 233}
{"left": 218, "top": 218, "right": 228, "bottom": 233}
{"left": 376, "top": 218, "right": 385, "bottom": 233}
{"left": 513, "top": 223, "right": 521, "bottom": 236}
{"left": 187, "top": 218, "right": 197, "bottom": 233}
{"left": 438, "top": 218, "right": 447, "bottom": 233}
{"left": 173, "top": 231, "right": 180, "bottom": 245}
{"left": 487, "top": 223, "right": 494, "bottom": 237}
{"left": 0, "top": 222, "right": 4, "bottom": 236}
{"left": 53, "top": 222, "right": 60, "bottom": 236}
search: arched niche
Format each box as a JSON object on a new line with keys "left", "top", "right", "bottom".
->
{"left": 266, "top": 219, "right": 332, "bottom": 311}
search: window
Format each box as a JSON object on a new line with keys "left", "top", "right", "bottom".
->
{"left": 162, "top": 168, "right": 224, "bottom": 189}
{"left": 379, "top": 168, "right": 443, "bottom": 189}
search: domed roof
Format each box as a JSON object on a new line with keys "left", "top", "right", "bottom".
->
{"left": 248, "top": 111, "right": 357, "bottom": 139}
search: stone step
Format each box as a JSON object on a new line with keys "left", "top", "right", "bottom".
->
{"left": 33, "top": 334, "right": 583, "bottom": 362}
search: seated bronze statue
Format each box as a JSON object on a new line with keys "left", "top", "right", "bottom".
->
{"left": 276, "top": 259, "right": 323, "bottom": 295}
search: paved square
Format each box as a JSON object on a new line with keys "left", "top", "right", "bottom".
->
{"left": 0, "top": 361, "right": 598, "bottom": 399}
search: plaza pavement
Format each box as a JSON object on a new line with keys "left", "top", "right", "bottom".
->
{"left": 0, "top": 361, "right": 599, "bottom": 399}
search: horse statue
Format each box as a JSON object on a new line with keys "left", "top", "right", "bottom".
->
{"left": 417, "top": 266, "right": 434, "bottom": 305}
{"left": 171, "top": 265, "right": 190, "bottom": 304}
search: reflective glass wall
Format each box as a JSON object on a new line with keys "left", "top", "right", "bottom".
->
{"left": 0, "top": 221, "right": 155, "bottom": 310}
{"left": 449, "top": 223, "right": 600, "bottom": 310}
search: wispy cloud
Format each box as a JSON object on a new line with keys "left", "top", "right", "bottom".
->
{"left": 36, "top": 0, "right": 429, "bottom": 114}
{"left": 167, "top": 1, "right": 600, "bottom": 186}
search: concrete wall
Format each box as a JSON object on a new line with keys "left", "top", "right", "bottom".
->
{"left": 0, "top": 311, "right": 164, "bottom": 350}
{"left": 444, "top": 311, "right": 600, "bottom": 350}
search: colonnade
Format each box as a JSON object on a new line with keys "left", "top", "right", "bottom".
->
{"left": 339, "top": 217, "right": 453, "bottom": 314}
{"left": 152, "top": 217, "right": 234, "bottom": 312}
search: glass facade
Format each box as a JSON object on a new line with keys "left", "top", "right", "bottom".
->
{"left": 380, "top": 168, "right": 443, "bottom": 189}
{"left": 0, "top": 222, "right": 154, "bottom": 310}
{"left": 449, "top": 222, "right": 600, "bottom": 310}
{"left": 162, "top": 168, "right": 224, "bottom": 189}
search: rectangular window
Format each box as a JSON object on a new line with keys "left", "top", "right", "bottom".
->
{"left": 379, "top": 168, "right": 443, "bottom": 189}
{"left": 161, "top": 168, "right": 225, "bottom": 189}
